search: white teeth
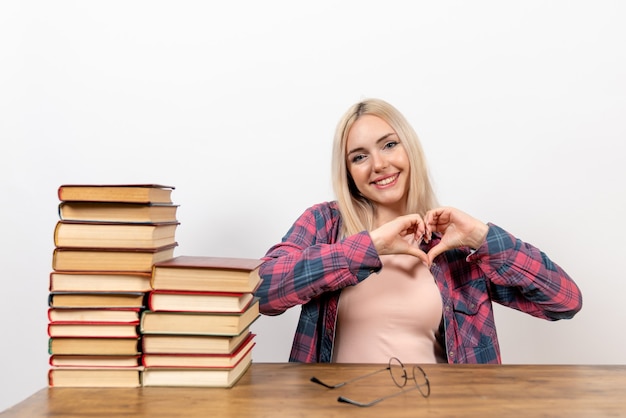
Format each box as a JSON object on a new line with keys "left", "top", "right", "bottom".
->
{"left": 375, "top": 176, "right": 396, "bottom": 186}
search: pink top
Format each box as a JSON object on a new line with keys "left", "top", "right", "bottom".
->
{"left": 333, "top": 252, "right": 445, "bottom": 364}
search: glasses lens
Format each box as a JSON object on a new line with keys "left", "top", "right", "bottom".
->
{"left": 411, "top": 365, "right": 431, "bottom": 397}
{"left": 388, "top": 357, "right": 408, "bottom": 388}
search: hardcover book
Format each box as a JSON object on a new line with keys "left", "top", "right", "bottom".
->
{"left": 48, "top": 308, "right": 141, "bottom": 323}
{"left": 52, "top": 244, "right": 177, "bottom": 272}
{"left": 54, "top": 221, "right": 179, "bottom": 249}
{"left": 140, "top": 299, "right": 259, "bottom": 336}
{"left": 48, "top": 367, "right": 142, "bottom": 387}
{"left": 48, "top": 292, "right": 145, "bottom": 309}
{"left": 141, "top": 350, "right": 252, "bottom": 388}
{"left": 147, "top": 290, "right": 256, "bottom": 313}
{"left": 141, "top": 333, "right": 255, "bottom": 368}
{"left": 151, "top": 256, "right": 262, "bottom": 293}
{"left": 58, "top": 202, "right": 179, "bottom": 223}
{"left": 49, "top": 337, "right": 141, "bottom": 355}
{"left": 142, "top": 329, "right": 252, "bottom": 355}
{"left": 49, "top": 355, "right": 141, "bottom": 368}
{"left": 57, "top": 184, "right": 174, "bottom": 204}
{"left": 48, "top": 322, "right": 140, "bottom": 338}
{"left": 49, "top": 271, "right": 152, "bottom": 293}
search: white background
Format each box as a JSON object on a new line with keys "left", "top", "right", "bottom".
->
{"left": 1, "top": 0, "right": 625, "bottom": 412}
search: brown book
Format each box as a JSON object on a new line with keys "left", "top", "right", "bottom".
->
{"left": 142, "top": 333, "right": 255, "bottom": 368}
{"left": 141, "top": 350, "right": 252, "bottom": 388}
{"left": 58, "top": 184, "right": 174, "bottom": 204}
{"left": 48, "top": 367, "right": 142, "bottom": 387}
{"left": 54, "top": 221, "right": 179, "bottom": 249}
{"left": 52, "top": 243, "right": 177, "bottom": 272}
{"left": 147, "top": 290, "right": 256, "bottom": 313}
{"left": 48, "top": 308, "right": 141, "bottom": 323}
{"left": 49, "top": 355, "right": 140, "bottom": 368}
{"left": 151, "top": 256, "right": 262, "bottom": 293}
{"left": 49, "top": 292, "right": 145, "bottom": 309}
{"left": 140, "top": 299, "right": 259, "bottom": 336}
{"left": 49, "top": 337, "right": 140, "bottom": 355}
{"left": 142, "top": 330, "right": 252, "bottom": 355}
{"left": 48, "top": 322, "right": 139, "bottom": 338}
{"left": 58, "top": 202, "right": 179, "bottom": 223}
{"left": 49, "top": 271, "right": 152, "bottom": 292}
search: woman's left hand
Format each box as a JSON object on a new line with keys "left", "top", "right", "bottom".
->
{"left": 423, "top": 207, "right": 489, "bottom": 265}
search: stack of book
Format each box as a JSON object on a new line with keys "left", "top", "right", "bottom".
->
{"left": 48, "top": 184, "right": 179, "bottom": 387}
{"left": 140, "top": 256, "right": 262, "bottom": 388}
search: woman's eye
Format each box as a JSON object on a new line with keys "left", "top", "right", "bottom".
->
{"left": 383, "top": 141, "right": 399, "bottom": 150}
{"left": 351, "top": 154, "right": 366, "bottom": 164}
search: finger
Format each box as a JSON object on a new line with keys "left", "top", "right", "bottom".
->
{"left": 426, "top": 242, "right": 448, "bottom": 266}
{"left": 405, "top": 247, "right": 429, "bottom": 265}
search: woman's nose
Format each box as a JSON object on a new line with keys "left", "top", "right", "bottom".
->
{"left": 371, "top": 153, "right": 388, "bottom": 171}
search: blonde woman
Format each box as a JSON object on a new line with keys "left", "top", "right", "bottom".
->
{"left": 256, "top": 98, "right": 582, "bottom": 364}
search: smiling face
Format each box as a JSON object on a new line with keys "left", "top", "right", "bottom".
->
{"left": 346, "top": 114, "right": 411, "bottom": 217}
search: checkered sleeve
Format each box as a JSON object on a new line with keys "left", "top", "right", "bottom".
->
{"left": 469, "top": 223, "right": 583, "bottom": 320}
{"left": 256, "top": 202, "right": 382, "bottom": 316}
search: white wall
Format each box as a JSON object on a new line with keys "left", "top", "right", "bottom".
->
{"left": 2, "top": 0, "right": 625, "bottom": 412}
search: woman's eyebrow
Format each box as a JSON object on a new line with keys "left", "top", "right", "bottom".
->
{"left": 347, "top": 133, "right": 396, "bottom": 155}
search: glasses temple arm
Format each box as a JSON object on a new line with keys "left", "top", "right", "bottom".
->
{"left": 337, "top": 384, "right": 429, "bottom": 407}
{"left": 310, "top": 366, "right": 390, "bottom": 390}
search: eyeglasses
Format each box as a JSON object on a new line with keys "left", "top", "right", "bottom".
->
{"left": 310, "top": 357, "right": 431, "bottom": 407}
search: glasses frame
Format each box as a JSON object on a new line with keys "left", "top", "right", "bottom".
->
{"left": 310, "top": 357, "right": 431, "bottom": 407}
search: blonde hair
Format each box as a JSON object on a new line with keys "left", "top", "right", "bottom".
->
{"left": 331, "top": 98, "right": 438, "bottom": 237}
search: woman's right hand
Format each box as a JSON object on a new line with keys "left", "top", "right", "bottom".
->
{"left": 369, "top": 214, "right": 428, "bottom": 264}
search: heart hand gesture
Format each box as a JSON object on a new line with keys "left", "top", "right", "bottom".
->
{"left": 423, "top": 207, "right": 489, "bottom": 266}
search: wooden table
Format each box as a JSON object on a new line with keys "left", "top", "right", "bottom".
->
{"left": 2, "top": 363, "right": 625, "bottom": 417}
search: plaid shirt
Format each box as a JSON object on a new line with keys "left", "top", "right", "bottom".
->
{"left": 256, "top": 201, "right": 582, "bottom": 364}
